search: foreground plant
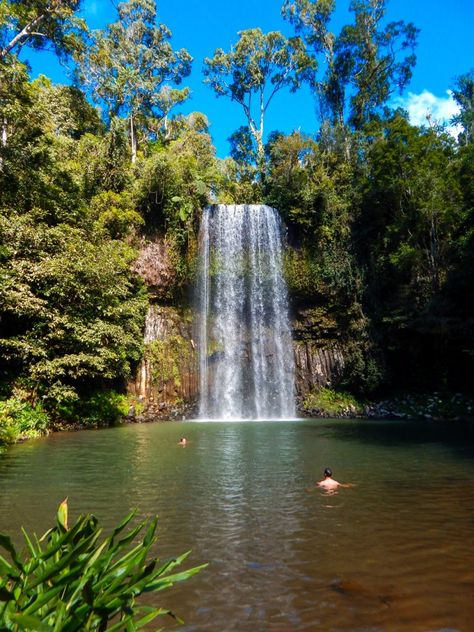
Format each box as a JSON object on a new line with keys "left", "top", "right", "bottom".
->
{"left": 0, "top": 500, "right": 205, "bottom": 630}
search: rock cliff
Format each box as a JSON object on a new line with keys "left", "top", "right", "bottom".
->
{"left": 130, "top": 238, "right": 346, "bottom": 417}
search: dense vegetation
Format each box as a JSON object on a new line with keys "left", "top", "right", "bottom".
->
{"left": 0, "top": 499, "right": 204, "bottom": 629}
{"left": 1, "top": 0, "right": 473, "bottom": 444}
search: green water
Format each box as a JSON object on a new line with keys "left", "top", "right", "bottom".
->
{"left": 1, "top": 418, "right": 474, "bottom": 631}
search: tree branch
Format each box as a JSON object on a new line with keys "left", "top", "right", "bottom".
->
{"left": 1, "top": 13, "right": 47, "bottom": 59}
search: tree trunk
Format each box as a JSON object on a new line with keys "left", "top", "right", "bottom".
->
{"left": 0, "top": 118, "right": 6, "bottom": 169}
{"left": 1, "top": 13, "right": 46, "bottom": 59}
{"left": 130, "top": 115, "right": 137, "bottom": 164}
{"left": 257, "top": 91, "right": 265, "bottom": 181}
{"left": 1, "top": 118, "right": 6, "bottom": 147}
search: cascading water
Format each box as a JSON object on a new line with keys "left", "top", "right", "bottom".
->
{"left": 197, "top": 204, "right": 296, "bottom": 420}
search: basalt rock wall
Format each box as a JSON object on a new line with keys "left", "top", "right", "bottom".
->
{"left": 128, "top": 237, "right": 198, "bottom": 416}
{"left": 130, "top": 304, "right": 344, "bottom": 415}
{"left": 128, "top": 303, "right": 198, "bottom": 415}
{"left": 130, "top": 238, "right": 345, "bottom": 416}
{"left": 292, "top": 306, "right": 346, "bottom": 400}
{"left": 293, "top": 342, "right": 345, "bottom": 396}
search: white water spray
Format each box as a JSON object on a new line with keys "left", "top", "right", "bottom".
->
{"left": 197, "top": 204, "right": 295, "bottom": 420}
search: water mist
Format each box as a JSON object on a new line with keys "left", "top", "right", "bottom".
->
{"left": 197, "top": 204, "right": 295, "bottom": 420}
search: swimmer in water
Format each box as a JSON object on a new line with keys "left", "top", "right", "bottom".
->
{"left": 317, "top": 467, "right": 340, "bottom": 489}
{"left": 178, "top": 437, "right": 187, "bottom": 446}
{"left": 317, "top": 467, "right": 353, "bottom": 490}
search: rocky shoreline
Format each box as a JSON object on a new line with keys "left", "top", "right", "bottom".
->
{"left": 3, "top": 392, "right": 473, "bottom": 453}
{"left": 124, "top": 399, "right": 198, "bottom": 424}
{"left": 123, "top": 392, "right": 474, "bottom": 424}
{"left": 301, "top": 392, "right": 474, "bottom": 422}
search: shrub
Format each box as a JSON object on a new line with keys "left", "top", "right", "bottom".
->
{"left": 0, "top": 500, "right": 205, "bottom": 630}
{"left": 0, "top": 399, "right": 49, "bottom": 448}
{"left": 303, "top": 387, "right": 364, "bottom": 416}
{"left": 54, "top": 390, "right": 130, "bottom": 427}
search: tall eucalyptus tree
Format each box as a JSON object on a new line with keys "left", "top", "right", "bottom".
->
{"left": 77, "top": 0, "right": 192, "bottom": 163}
{"left": 203, "top": 28, "right": 316, "bottom": 177}
{"left": 451, "top": 70, "right": 474, "bottom": 146}
{"left": 283, "top": 0, "right": 419, "bottom": 155}
{"left": 0, "top": 0, "right": 84, "bottom": 60}
{"left": 1, "top": 0, "right": 85, "bottom": 157}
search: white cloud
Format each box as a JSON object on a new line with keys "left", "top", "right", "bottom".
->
{"left": 394, "top": 89, "right": 462, "bottom": 137}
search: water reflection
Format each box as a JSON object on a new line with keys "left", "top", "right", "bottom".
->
{"left": 0, "top": 419, "right": 474, "bottom": 631}
{"left": 319, "top": 417, "right": 474, "bottom": 456}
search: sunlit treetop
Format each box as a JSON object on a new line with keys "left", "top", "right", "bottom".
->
{"left": 0, "top": 0, "right": 86, "bottom": 61}
{"left": 203, "top": 27, "right": 316, "bottom": 173}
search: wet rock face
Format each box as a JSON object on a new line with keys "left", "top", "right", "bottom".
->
{"left": 291, "top": 306, "right": 345, "bottom": 397}
{"left": 130, "top": 235, "right": 198, "bottom": 411}
{"left": 133, "top": 239, "right": 177, "bottom": 299}
{"left": 129, "top": 304, "right": 198, "bottom": 406}
{"left": 129, "top": 301, "right": 346, "bottom": 413}
{"left": 130, "top": 236, "right": 346, "bottom": 415}
{"left": 293, "top": 342, "right": 345, "bottom": 397}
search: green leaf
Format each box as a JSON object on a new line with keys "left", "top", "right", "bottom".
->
{"left": 0, "top": 534, "right": 23, "bottom": 571}
{"left": 0, "top": 553, "right": 20, "bottom": 578}
{"left": 82, "top": 538, "right": 109, "bottom": 573}
{"left": 115, "top": 520, "right": 147, "bottom": 550}
{"left": 21, "top": 527, "right": 39, "bottom": 558}
{"left": 178, "top": 205, "right": 190, "bottom": 222}
{"left": 27, "top": 529, "right": 102, "bottom": 590}
{"left": 10, "top": 613, "right": 53, "bottom": 631}
{"left": 105, "top": 614, "right": 136, "bottom": 632}
{"left": 108, "top": 510, "right": 136, "bottom": 547}
{"left": 134, "top": 606, "right": 170, "bottom": 628}
{"left": 144, "top": 563, "right": 208, "bottom": 592}
{"left": 57, "top": 498, "right": 69, "bottom": 530}
{"left": 40, "top": 516, "right": 96, "bottom": 561}
{"left": 22, "top": 585, "right": 63, "bottom": 615}
{"left": 142, "top": 517, "right": 157, "bottom": 548}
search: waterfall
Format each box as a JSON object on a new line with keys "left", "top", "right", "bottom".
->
{"left": 197, "top": 204, "right": 296, "bottom": 420}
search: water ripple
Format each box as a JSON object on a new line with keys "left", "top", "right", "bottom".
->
{"left": 1, "top": 420, "right": 474, "bottom": 631}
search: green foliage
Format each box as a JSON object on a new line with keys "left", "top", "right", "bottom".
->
{"left": 340, "top": 340, "right": 385, "bottom": 396}
{"left": 76, "top": 0, "right": 192, "bottom": 161}
{"left": 0, "top": 0, "right": 86, "bottom": 61}
{"left": 451, "top": 70, "right": 474, "bottom": 146}
{"left": 54, "top": 390, "right": 131, "bottom": 427}
{"left": 0, "top": 500, "right": 206, "bottom": 630}
{"left": 204, "top": 27, "right": 316, "bottom": 172}
{"left": 284, "top": 248, "right": 325, "bottom": 300}
{"left": 32, "top": 75, "right": 104, "bottom": 140}
{"left": 267, "top": 130, "right": 371, "bottom": 395}
{"left": 283, "top": 0, "right": 419, "bottom": 132}
{"left": 90, "top": 191, "right": 144, "bottom": 239}
{"left": 0, "top": 54, "right": 225, "bottom": 429}
{"left": 357, "top": 118, "right": 460, "bottom": 295}
{"left": 215, "top": 157, "right": 261, "bottom": 205}
{"left": 303, "top": 387, "right": 364, "bottom": 416}
{"left": 132, "top": 112, "right": 219, "bottom": 277}
{"left": 0, "top": 67, "right": 148, "bottom": 418}
{"left": 146, "top": 334, "right": 192, "bottom": 400}
{"left": 349, "top": 112, "right": 469, "bottom": 391}
{"left": 0, "top": 219, "right": 148, "bottom": 400}
{"left": 0, "top": 398, "right": 48, "bottom": 447}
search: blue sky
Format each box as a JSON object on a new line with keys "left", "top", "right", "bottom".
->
{"left": 23, "top": 0, "right": 474, "bottom": 156}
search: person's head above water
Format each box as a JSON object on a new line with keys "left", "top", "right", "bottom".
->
{"left": 324, "top": 467, "right": 333, "bottom": 478}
